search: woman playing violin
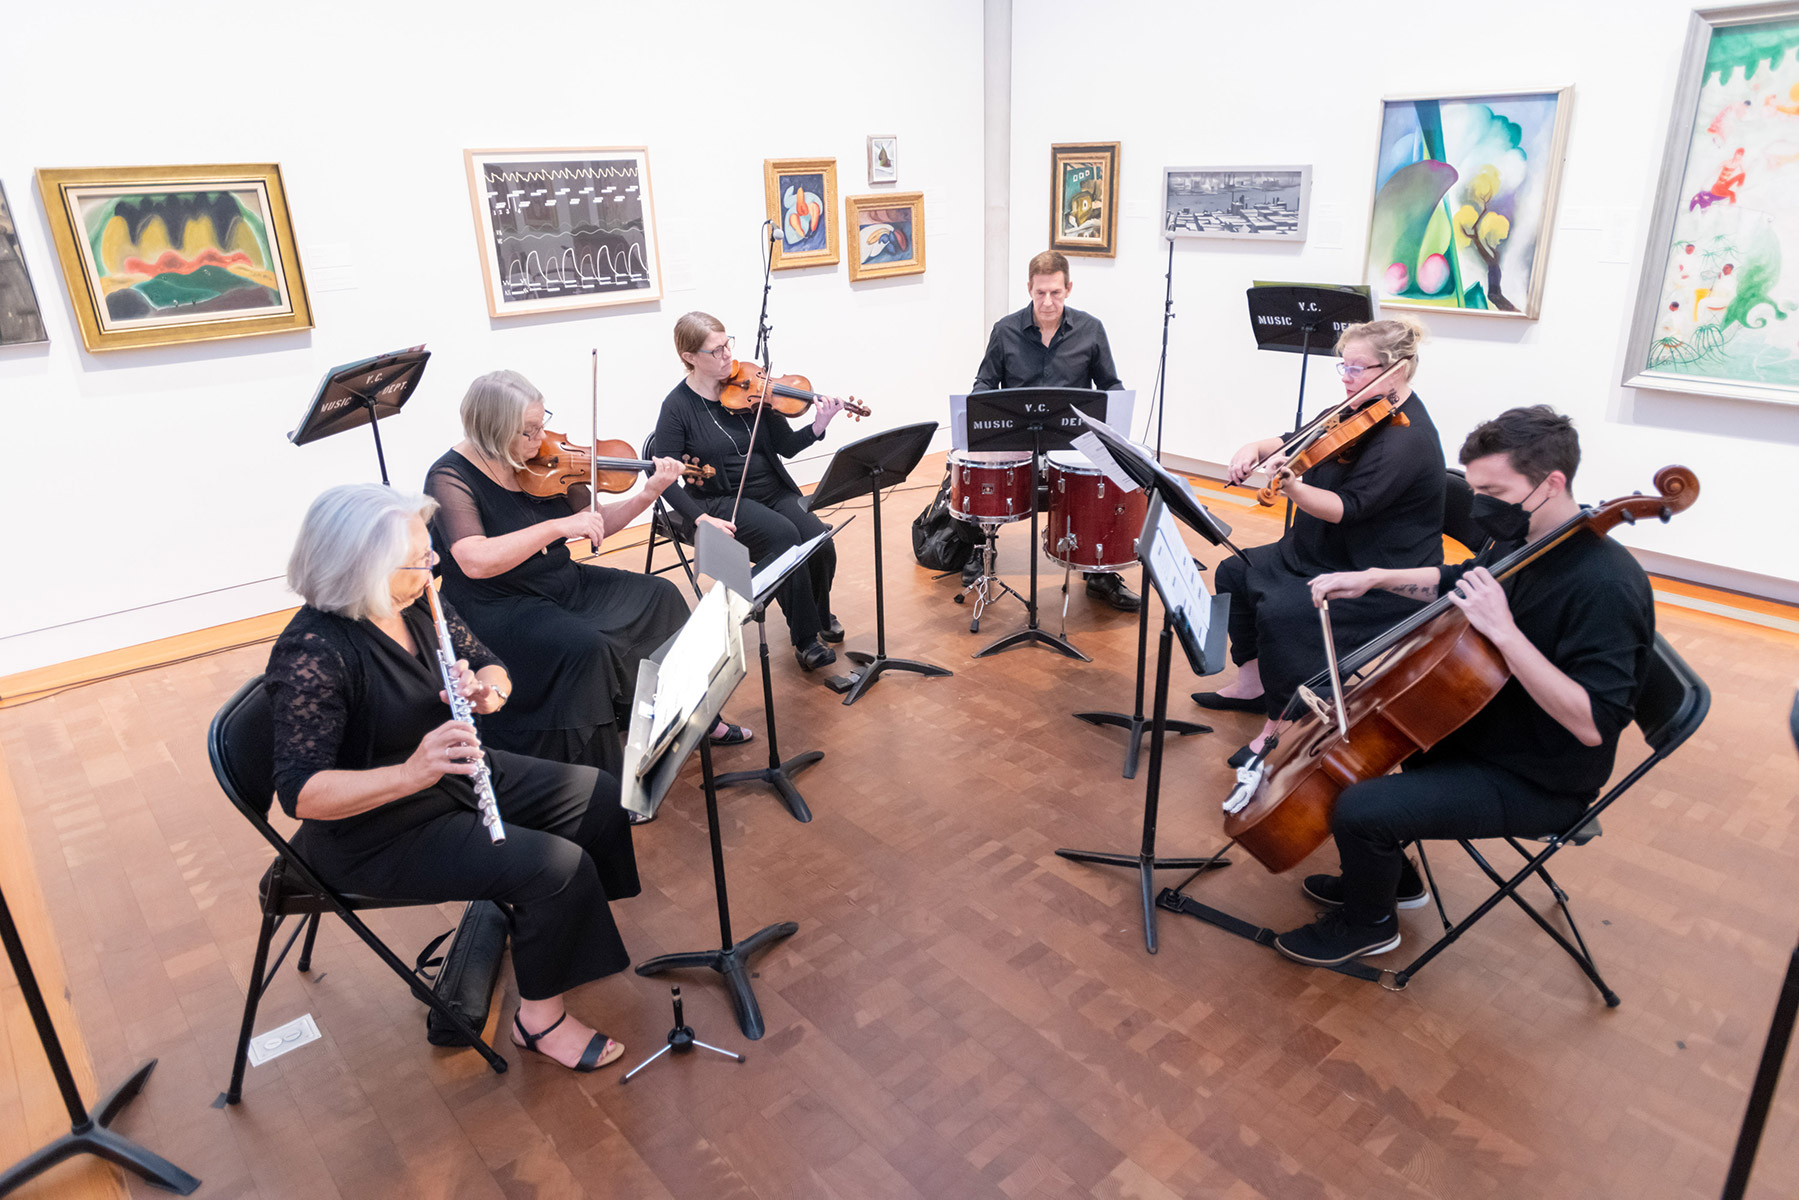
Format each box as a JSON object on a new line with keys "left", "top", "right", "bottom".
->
{"left": 1196, "top": 318, "right": 1446, "bottom": 764}
{"left": 1271, "top": 407, "right": 1654, "bottom": 966}
{"left": 654, "top": 311, "right": 850, "bottom": 672}
{"left": 425, "top": 370, "right": 748, "bottom": 782}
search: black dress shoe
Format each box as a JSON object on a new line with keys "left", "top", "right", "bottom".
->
{"left": 819, "top": 616, "right": 844, "bottom": 643}
{"left": 1192, "top": 691, "right": 1266, "bottom": 713}
{"left": 795, "top": 639, "right": 837, "bottom": 672}
{"left": 1084, "top": 572, "right": 1140, "bottom": 612}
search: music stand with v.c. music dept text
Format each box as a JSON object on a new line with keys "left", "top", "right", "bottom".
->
{"left": 288, "top": 345, "right": 432, "bottom": 485}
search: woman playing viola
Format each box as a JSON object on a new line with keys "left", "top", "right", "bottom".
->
{"left": 654, "top": 311, "right": 850, "bottom": 671}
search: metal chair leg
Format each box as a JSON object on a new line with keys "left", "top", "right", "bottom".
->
{"left": 226, "top": 910, "right": 280, "bottom": 1105}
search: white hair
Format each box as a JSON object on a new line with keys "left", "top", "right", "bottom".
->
{"left": 461, "top": 369, "right": 541, "bottom": 468}
{"left": 288, "top": 484, "right": 438, "bottom": 620}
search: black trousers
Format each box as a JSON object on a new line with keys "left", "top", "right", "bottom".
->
{"left": 694, "top": 490, "right": 834, "bottom": 646}
{"left": 1332, "top": 753, "right": 1591, "bottom": 925}
{"left": 1214, "top": 545, "right": 1422, "bottom": 719}
{"left": 297, "top": 750, "right": 639, "bottom": 1001}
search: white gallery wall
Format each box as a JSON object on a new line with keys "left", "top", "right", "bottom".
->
{"left": 1009, "top": 0, "right": 1798, "bottom": 597}
{"left": 0, "top": 0, "right": 987, "bottom": 675}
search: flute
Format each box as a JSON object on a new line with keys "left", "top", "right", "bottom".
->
{"left": 424, "top": 585, "right": 506, "bottom": 845}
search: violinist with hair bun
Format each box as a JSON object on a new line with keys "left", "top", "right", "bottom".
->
{"left": 424, "top": 369, "right": 749, "bottom": 784}
{"left": 653, "top": 311, "right": 849, "bottom": 672}
{"left": 1195, "top": 318, "right": 1446, "bottom": 765}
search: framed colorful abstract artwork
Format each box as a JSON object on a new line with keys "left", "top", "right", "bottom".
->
{"left": 35, "top": 163, "right": 311, "bottom": 352}
{"left": 464, "top": 147, "right": 661, "bottom": 318}
{"left": 1163, "top": 167, "right": 1311, "bottom": 241}
{"left": 0, "top": 181, "right": 48, "bottom": 346}
{"left": 1624, "top": 4, "right": 1799, "bottom": 405}
{"left": 764, "top": 157, "right": 838, "bottom": 270}
{"left": 845, "top": 192, "right": 925, "bottom": 281}
{"left": 1362, "top": 88, "right": 1573, "bottom": 319}
{"left": 1050, "top": 142, "right": 1120, "bottom": 258}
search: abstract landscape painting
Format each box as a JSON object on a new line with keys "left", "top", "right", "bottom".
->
{"left": 1363, "top": 89, "right": 1572, "bottom": 319}
{"left": 1626, "top": 8, "right": 1799, "bottom": 404}
{"left": 465, "top": 147, "right": 662, "bottom": 318}
{"left": 1164, "top": 167, "right": 1310, "bottom": 241}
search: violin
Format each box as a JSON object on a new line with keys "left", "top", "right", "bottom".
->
{"left": 1221, "top": 465, "right": 1700, "bottom": 873}
{"left": 516, "top": 430, "right": 714, "bottom": 498}
{"left": 717, "top": 360, "right": 872, "bottom": 421}
{"left": 1240, "top": 359, "right": 1413, "bottom": 507}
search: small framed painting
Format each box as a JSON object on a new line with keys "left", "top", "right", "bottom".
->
{"left": 1050, "top": 141, "right": 1120, "bottom": 258}
{"left": 1163, "top": 166, "right": 1311, "bottom": 241}
{"left": 35, "top": 162, "right": 311, "bottom": 352}
{"left": 764, "top": 157, "right": 839, "bottom": 270}
{"left": 867, "top": 135, "right": 898, "bottom": 184}
{"left": 464, "top": 147, "right": 661, "bottom": 318}
{"left": 846, "top": 192, "right": 925, "bottom": 281}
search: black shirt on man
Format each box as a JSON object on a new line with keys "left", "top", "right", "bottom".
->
{"left": 972, "top": 304, "right": 1122, "bottom": 392}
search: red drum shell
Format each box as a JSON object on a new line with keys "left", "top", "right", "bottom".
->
{"left": 948, "top": 451, "right": 1034, "bottom": 524}
{"left": 1044, "top": 455, "right": 1147, "bottom": 570}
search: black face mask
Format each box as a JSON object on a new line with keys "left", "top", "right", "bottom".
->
{"left": 1470, "top": 481, "right": 1545, "bottom": 543}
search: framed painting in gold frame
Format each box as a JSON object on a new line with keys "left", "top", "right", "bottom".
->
{"left": 764, "top": 157, "right": 838, "bottom": 270}
{"left": 845, "top": 192, "right": 925, "bottom": 281}
{"left": 1049, "top": 142, "right": 1120, "bottom": 258}
{"left": 35, "top": 163, "right": 311, "bottom": 352}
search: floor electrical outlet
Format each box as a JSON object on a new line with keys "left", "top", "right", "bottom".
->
{"left": 246, "top": 1014, "right": 322, "bottom": 1067}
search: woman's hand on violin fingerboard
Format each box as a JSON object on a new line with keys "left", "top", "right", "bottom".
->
{"left": 557, "top": 508, "right": 606, "bottom": 548}
{"left": 695, "top": 513, "right": 737, "bottom": 538}
{"left": 648, "top": 456, "right": 685, "bottom": 494}
{"left": 812, "top": 395, "right": 846, "bottom": 434}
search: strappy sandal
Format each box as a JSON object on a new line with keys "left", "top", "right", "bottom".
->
{"left": 512, "top": 1011, "right": 622, "bottom": 1073}
{"left": 708, "top": 721, "right": 754, "bottom": 746}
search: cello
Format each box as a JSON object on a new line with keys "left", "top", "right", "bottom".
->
{"left": 1221, "top": 465, "right": 1700, "bottom": 873}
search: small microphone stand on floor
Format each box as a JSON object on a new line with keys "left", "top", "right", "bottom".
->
{"left": 620, "top": 986, "right": 744, "bottom": 1084}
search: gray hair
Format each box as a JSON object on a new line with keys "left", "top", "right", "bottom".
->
{"left": 1337, "top": 316, "right": 1426, "bottom": 381}
{"left": 461, "top": 369, "right": 542, "bottom": 468}
{"left": 288, "top": 484, "right": 438, "bottom": 620}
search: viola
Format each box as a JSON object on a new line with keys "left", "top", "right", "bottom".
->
{"left": 717, "top": 360, "right": 872, "bottom": 421}
{"left": 1222, "top": 465, "right": 1700, "bottom": 874}
{"left": 1239, "top": 359, "right": 1413, "bottom": 506}
{"left": 516, "top": 430, "right": 714, "bottom": 499}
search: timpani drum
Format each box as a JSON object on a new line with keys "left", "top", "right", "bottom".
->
{"left": 948, "top": 451, "right": 1034, "bottom": 524}
{"left": 1043, "top": 451, "right": 1148, "bottom": 571}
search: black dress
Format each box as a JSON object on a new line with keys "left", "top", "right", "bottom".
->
{"left": 425, "top": 450, "right": 690, "bottom": 776}
{"left": 1213, "top": 395, "right": 1447, "bottom": 717}
{"left": 265, "top": 597, "right": 640, "bottom": 1001}
{"left": 654, "top": 381, "right": 835, "bottom": 647}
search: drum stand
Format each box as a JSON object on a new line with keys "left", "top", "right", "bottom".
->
{"left": 975, "top": 448, "right": 1087, "bottom": 662}
{"left": 954, "top": 521, "right": 1025, "bottom": 634}
{"left": 1073, "top": 577, "right": 1210, "bottom": 778}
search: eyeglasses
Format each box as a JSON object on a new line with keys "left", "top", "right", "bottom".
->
{"left": 520, "top": 408, "right": 554, "bottom": 441}
{"left": 701, "top": 337, "right": 735, "bottom": 362}
{"left": 1336, "top": 362, "right": 1381, "bottom": 379}
{"left": 398, "top": 547, "right": 439, "bottom": 572}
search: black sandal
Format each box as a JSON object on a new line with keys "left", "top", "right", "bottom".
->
{"left": 709, "top": 721, "right": 754, "bottom": 746}
{"left": 1192, "top": 691, "right": 1266, "bottom": 713}
{"left": 512, "top": 1011, "right": 622, "bottom": 1073}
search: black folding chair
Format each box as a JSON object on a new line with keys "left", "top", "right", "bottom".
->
{"left": 208, "top": 675, "right": 507, "bottom": 1105}
{"left": 640, "top": 433, "right": 702, "bottom": 598}
{"left": 1397, "top": 633, "right": 1710, "bottom": 1004}
{"left": 1442, "top": 466, "right": 1487, "bottom": 558}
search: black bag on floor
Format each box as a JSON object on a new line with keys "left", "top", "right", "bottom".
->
{"left": 912, "top": 466, "right": 975, "bottom": 572}
{"left": 415, "top": 900, "right": 510, "bottom": 1047}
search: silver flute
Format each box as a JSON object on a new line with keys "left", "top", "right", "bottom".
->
{"left": 425, "top": 585, "right": 506, "bottom": 845}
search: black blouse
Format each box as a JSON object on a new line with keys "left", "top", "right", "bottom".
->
{"left": 266, "top": 596, "right": 499, "bottom": 827}
{"left": 653, "top": 380, "right": 822, "bottom": 522}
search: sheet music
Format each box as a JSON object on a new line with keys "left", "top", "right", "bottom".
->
{"left": 642, "top": 584, "right": 733, "bottom": 771}
{"left": 1070, "top": 431, "right": 1138, "bottom": 493}
{"left": 1146, "top": 493, "right": 1212, "bottom": 647}
{"left": 752, "top": 526, "right": 834, "bottom": 602}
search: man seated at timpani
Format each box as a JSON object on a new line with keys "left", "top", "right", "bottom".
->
{"left": 266, "top": 483, "right": 638, "bottom": 1071}
{"left": 1195, "top": 318, "right": 1446, "bottom": 766}
{"left": 1273, "top": 406, "right": 1655, "bottom": 966}
{"left": 967, "top": 248, "right": 1138, "bottom": 612}
{"left": 425, "top": 370, "right": 749, "bottom": 785}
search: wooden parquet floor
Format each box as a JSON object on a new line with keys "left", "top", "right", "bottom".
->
{"left": 4, "top": 472, "right": 1798, "bottom": 1199}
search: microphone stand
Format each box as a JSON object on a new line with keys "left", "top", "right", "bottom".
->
{"left": 729, "top": 222, "right": 780, "bottom": 526}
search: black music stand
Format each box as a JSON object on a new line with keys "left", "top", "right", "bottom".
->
{"left": 807, "top": 422, "right": 952, "bottom": 705}
{"left": 288, "top": 345, "right": 431, "bottom": 485}
{"left": 0, "top": 884, "right": 200, "bottom": 1195}
{"left": 1246, "top": 285, "right": 1371, "bottom": 528}
{"left": 958, "top": 388, "right": 1114, "bottom": 661}
{"left": 1057, "top": 491, "right": 1232, "bottom": 953}
{"left": 710, "top": 521, "right": 851, "bottom": 821}
{"left": 624, "top": 591, "right": 794, "bottom": 1041}
{"left": 1066, "top": 415, "right": 1242, "bottom": 776}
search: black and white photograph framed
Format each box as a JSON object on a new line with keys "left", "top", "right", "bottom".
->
{"left": 1162, "top": 165, "right": 1311, "bottom": 241}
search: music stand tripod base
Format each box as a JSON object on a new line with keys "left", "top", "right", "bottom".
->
{"left": 715, "top": 590, "right": 828, "bottom": 822}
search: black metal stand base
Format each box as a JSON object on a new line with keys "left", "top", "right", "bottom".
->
{"left": 714, "top": 608, "right": 821, "bottom": 822}
{"left": 0, "top": 1058, "right": 199, "bottom": 1195}
{"left": 1070, "top": 711, "right": 1208, "bottom": 779}
{"left": 635, "top": 922, "right": 797, "bottom": 1043}
{"left": 1055, "top": 849, "right": 1229, "bottom": 954}
{"left": 620, "top": 986, "right": 745, "bottom": 1084}
{"left": 841, "top": 651, "right": 954, "bottom": 706}
{"left": 976, "top": 626, "right": 1089, "bottom": 661}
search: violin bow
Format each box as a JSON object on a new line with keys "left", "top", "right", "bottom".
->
{"left": 589, "top": 349, "right": 600, "bottom": 528}
{"left": 729, "top": 372, "right": 772, "bottom": 527}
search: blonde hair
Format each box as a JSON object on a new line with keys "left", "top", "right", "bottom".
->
{"left": 674, "top": 310, "right": 725, "bottom": 368}
{"left": 288, "top": 484, "right": 438, "bottom": 621}
{"left": 1027, "top": 249, "right": 1070, "bottom": 287}
{"left": 1337, "top": 317, "right": 1425, "bottom": 380}
{"left": 460, "top": 370, "right": 541, "bottom": 468}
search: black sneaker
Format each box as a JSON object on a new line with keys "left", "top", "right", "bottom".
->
{"left": 1302, "top": 860, "right": 1428, "bottom": 909}
{"left": 795, "top": 639, "right": 837, "bottom": 672}
{"left": 1273, "top": 909, "right": 1401, "bottom": 966}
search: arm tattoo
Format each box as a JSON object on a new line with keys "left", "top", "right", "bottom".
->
{"left": 1386, "top": 583, "right": 1438, "bottom": 599}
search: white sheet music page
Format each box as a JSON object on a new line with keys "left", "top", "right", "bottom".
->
{"left": 1070, "top": 430, "right": 1138, "bottom": 493}
{"left": 1147, "top": 496, "right": 1212, "bottom": 645}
